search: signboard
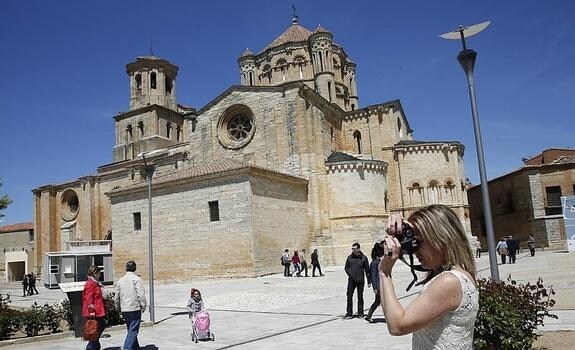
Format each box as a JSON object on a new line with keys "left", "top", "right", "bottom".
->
{"left": 561, "top": 196, "right": 575, "bottom": 253}
{"left": 59, "top": 281, "right": 86, "bottom": 293}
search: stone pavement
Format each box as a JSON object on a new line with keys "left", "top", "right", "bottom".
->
{"left": 1, "top": 249, "right": 574, "bottom": 349}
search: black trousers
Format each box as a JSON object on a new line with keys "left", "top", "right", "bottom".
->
{"left": 500, "top": 254, "right": 507, "bottom": 264}
{"left": 508, "top": 251, "right": 516, "bottom": 263}
{"left": 367, "top": 291, "right": 381, "bottom": 319}
{"left": 312, "top": 264, "right": 323, "bottom": 276}
{"left": 530, "top": 248, "right": 535, "bottom": 257}
{"left": 301, "top": 262, "right": 308, "bottom": 276}
{"left": 283, "top": 263, "right": 290, "bottom": 276}
{"left": 346, "top": 279, "right": 364, "bottom": 316}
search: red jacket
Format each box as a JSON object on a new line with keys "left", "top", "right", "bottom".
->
{"left": 82, "top": 277, "right": 106, "bottom": 317}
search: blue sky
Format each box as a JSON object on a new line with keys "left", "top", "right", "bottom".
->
{"left": 0, "top": 0, "right": 573, "bottom": 224}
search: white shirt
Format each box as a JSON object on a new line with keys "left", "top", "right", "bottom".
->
{"left": 114, "top": 271, "right": 147, "bottom": 313}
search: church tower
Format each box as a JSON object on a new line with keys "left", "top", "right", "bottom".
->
{"left": 310, "top": 26, "right": 336, "bottom": 104}
{"left": 238, "top": 49, "right": 256, "bottom": 86}
{"left": 126, "top": 55, "right": 178, "bottom": 111}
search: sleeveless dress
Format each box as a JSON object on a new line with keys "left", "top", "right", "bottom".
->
{"left": 412, "top": 270, "right": 479, "bottom": 350}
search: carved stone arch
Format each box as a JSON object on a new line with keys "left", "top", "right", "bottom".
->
{"left": 276, "top": 58, "right": 287, "bottom": 66}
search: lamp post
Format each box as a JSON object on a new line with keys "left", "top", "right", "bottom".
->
{"left": 440, "top": 22, "right": 500, "bottom": 281}
{"left": 137, "top": 148, "right": 167, "bottom": 323}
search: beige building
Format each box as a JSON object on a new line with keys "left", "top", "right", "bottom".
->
{"left": 0, "top": 222, "right": 34, "bottom": 282}
{"left": 33, "top": 17, "right": 471, "bottom": 282}
{"left": 468, "top": 148, "right": 575, "bottom": 250}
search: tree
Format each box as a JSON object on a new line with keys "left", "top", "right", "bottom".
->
{"left": 0, "top": 178, "right": 12, "bottom": 219}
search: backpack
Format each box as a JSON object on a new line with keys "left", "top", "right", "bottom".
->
{"left": 497, "top": 242, "right": 508, "bottom": 255}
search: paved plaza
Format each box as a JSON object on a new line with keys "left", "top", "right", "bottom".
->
{"left": 1, "top": 249, "right": 575, "bottom": 349}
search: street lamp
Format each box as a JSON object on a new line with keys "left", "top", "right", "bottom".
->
{"left": 137, "top": 148, "right": 168, "bottom": 323}
{"left": 440, "top": 21, "right": 500, "bottom": 281}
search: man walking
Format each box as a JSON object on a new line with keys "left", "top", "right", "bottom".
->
{"left": 311, "top": 248, "right": 323, "bottom": 277}
{"left": 115, "top": 260, "right": 147, "bottom": 350}
{"left": 344, "top": 242, "right": 370, "bottom": 319}
{"left": 527, "top": 234, "right": 536, "bottom": 257}
{"left": 28, "top": 272, "right": 39, "bottom": 295}
{"left": 300, "top": 248, "right": 309, "bottom": 277}
{"left": 507, "top": 235, "right": 519, "bottom": 264}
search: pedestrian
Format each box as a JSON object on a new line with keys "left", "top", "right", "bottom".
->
{"left": 311, "top": 248, "right": 323, "bottom": 277}
{"left": 291, "top": 250, "right": 302, "bottom": 277}
{"left": 282, "top": 249, "right": 291, "bottom": 277}
{"left": 527, "top": 234, "right": 536, "bottom": 257}
{"left": 380, "top": 204, "right": 478, "bottom": 348}
{"left": 496, "top": 237, "right": 508, "bottom": 264}
{"left": 82, "top": 266, "right": 106, "bottom": 350}
{"left": 22, "top": 274, "right": 29, "bottom": 297}
{"left": 365, "top": 243, "right": 382, "bottom": 323}
{"left": 114, "top": 260, "right": 147, "bottom": 350}
{"left": 344, "top": 242, "right": 370, "bottom": 319}
{"left": 506, "top": 235, "right": 519, "bottom": 263}
{"left": 474, "top": 240, "right": 481, "bottom": 258}
{"left": 29, "top": 272, "right": 39, "bottom": 295}
{"left": 187, "top": 288, "right": 205, "bottom": 316}
{"left": 300, "top": 249, "right": 309, "bottom": 277}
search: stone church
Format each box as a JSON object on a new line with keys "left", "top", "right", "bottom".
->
{"left": 33, "top": 17, "right": 471, "bottom": 282}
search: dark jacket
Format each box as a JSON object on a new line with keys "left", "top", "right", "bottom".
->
{"left": 311, "top": 251, "right": 319, "bottom": 266}
{"left": 345, "top": 252, "right": 370, "bottom": 283}
{"left": 369, "top": 258, "right": 380, "bottom": 290}
{"left": 507, "top": 239, "right": 520, "bottom": 253}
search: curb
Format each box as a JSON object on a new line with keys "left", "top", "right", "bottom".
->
{"left": 0, "top": 321, "right": 154, "bottom": 347}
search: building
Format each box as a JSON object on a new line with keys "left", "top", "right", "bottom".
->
{"left": 33, "top": 16, "right": 471, "bottom": 282}
{"left": 0, "top": 222, "right": 34, "bottom": 282}
{"left": 468, "top": 148, "right": 575, "bottom": 250}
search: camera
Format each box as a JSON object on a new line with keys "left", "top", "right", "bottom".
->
{"left": 381, "top": 222, "right": 420, "bottom": 256}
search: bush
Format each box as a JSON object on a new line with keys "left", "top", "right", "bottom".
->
{"left": 474, "top": 275, "right": 557, "bottom": 350}
{"left": 20, "top": 303, "right": 44, "bottom": 337}
{"left": 60, "top": 299, "right": 74, "bottom": 331}
{"left": 0, "top": 294, "right": 21, "bottom": 340}
{"left": 41, "top": 303, "right": 64, "bottom": 334}
{"left": 104, "top": 292, "right": 124, "bottom": 327}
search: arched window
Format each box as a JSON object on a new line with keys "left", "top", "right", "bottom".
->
{"left": 351, "top": 104, "right": 355, "bottom": 111}
{"left": 299, "top": 65, "right": 303, "bottom": 79}
{"left": 319, "top": 51, "right": 324, "bottom": 71}
{"left": 135, "top": 74, "right": 142, "bottom": 90}
{"left": 410, "top": 182, "right": 423, "bottom": 205}
{"left": 150, "top": 72, "right": 157, "bottom": 89}
{"left": 249, "top": 72, "right": 253, "bottom": 86}
{"left": 138, "top": 121, "right": 144, "bottom": 136}
{"left": 165, "top": 76, "right": 172, "bottom": 95}
{"left": 327, "top": 82, "right": 332, "bottom": 102}
{"left": 353, "top": 130, "right": 362, "bottom": 154}
{"left": 166, "top": 122, "right": 172, "bottom": 139}
{"left": 397, "top": 117, "right": 402, "bottom": 132}
{"left": 445, "top": 180, "right": 455, "bottom": 202}
{"left": 242, "top": 73, "right": 246, "bottom": 85}
{"left": 126, "top": 124, "right": 133, "bottom": 142}
{"left": 428, "top": 180, "right": 439, "bottom": 204}
{"left": 176, "top": 125, "right": 182, "bottom": 141}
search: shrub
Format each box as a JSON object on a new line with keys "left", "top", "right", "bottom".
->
{"left": 0, "top": 294, "right": 21, "bottom": 340}
{"left": 60, "top": 299, "right": 74, "bottom": 331}
{"left": 41, "top": 303, "right": 63, "bottom": 334}
{"left": 474, "top": 275, "right": 557, "bottom": 350}
{"left": 104, "top": 292, "right": 124, "bottom": 327}
{"left": 20, "top": 303, "right": 44, "bottom": 337}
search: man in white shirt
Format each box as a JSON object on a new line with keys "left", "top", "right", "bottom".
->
{"left": 114, "top": 260, "right": 146, "bottom": 350}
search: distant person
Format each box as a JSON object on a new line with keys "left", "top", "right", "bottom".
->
{"left": 282, "top": 249, "right": 291, "bottom": 277}
{"left": 28, "top": 272, "right": 39, "bottom": 295}
{"left": 291, "top": 250, "right": 302, "bottom": 277}
{"left": 82, "top": 266, "right": 106, "bottom": 350}
{"left": 474, "top": 240, "right": 482, "bottom": 258}
{"left": 22, "top": 274, "right": 29, "bottom": 297}
{"left": 114, "top": 260, "right": 147, "bottom": 350}
{"left": 496, "top": 237, "right": 508, "bottom": 264}
{"left": 506, "top": 235, "right": 519, "bottom": 264}
{"left": 300, "top": 249, "right": 309, "bottom": 277}
{"left": 365, "top": 243, "right": 382, "bottom": 323}
{"left": 344, "top": 242, "right": 370, "bottom": 319}
{"left": 311, "top": 249, "right": 324, "bottom": 277}
{"left": 527, "top": 234, "right": 536, "bottom": 257}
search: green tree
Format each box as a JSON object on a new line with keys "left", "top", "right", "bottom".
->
{"left": 0, "top": 178, "right": 12, "bottom": 219}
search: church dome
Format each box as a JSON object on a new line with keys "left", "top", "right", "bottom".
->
{"left": 261, "top": 21, "right": 312, "bottom": 52}
{"left": 239, "top": 48, "right": 254, "bottom": 58}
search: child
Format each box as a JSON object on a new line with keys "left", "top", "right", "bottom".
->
{"left": 187, "top": 288, "right": 205, "bottom": 316}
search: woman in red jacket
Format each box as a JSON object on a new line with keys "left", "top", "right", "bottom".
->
{"left": 82, "top": 266, "right": 106, "bottom": 350}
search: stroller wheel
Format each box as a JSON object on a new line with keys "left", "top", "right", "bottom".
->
{"left": 211, "top": 332, "right": 215, "bottom": 341}
{"left": 195, "top": 336, "right": 199, "bottom": 343}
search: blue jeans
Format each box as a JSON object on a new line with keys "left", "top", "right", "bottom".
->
{"left": 85, "top": 317, "right": 105, "bottom": 350}
{"left": 122, "top": 311, "right": 141, "bottom": 350}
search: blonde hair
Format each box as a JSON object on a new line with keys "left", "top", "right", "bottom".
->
{"left": 408, "top": 204, "right": 476, "bottom": 283}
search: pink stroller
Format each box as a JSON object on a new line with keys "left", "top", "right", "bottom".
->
{"left": 190, "top": 310, "right": 215, "bottom": 343}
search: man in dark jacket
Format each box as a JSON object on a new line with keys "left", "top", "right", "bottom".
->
{"left": 507, "top": 235, "right": 520, "bottom": 263}
{"left": 344, "top": 242, "right": 370, "bottom": 318}
{"left": 311, "top": 248, "right": 323, "bottom": 277}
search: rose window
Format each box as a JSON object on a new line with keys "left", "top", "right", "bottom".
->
{"left": 227, "top": 114, "right": 253, "bottom": 141}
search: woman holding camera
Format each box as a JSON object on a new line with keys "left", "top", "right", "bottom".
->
{"left": 380, "top": 204, "right": 478, "bottom": 349}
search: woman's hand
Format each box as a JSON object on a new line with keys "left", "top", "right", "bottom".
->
{"left": 379, "top": 235, "right": 401, "bottom": 276}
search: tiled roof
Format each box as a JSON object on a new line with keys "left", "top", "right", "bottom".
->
{"left": 240, "top": 48, "right": 254, "bottom": 58}
{"left": 0, "top": 222, "right": 33, "bottom": 233}
{"left": 326, "top": 152, "right": 360, "bottom": 163}
{"left": 108, "top": 158, "right": 305, "bottom": 195}
{"left": 313, "top": 25, "right": 331, "bottom": 34}
{"left": 262, "top": 23, "right": 313, "bottom": 52}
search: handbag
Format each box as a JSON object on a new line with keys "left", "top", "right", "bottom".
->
{"left": 83, "top": 318, "right": 100, "bottom": 342}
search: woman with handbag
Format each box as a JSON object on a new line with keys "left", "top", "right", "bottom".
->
{"left": 82, "top": 266, "right": 106, "bottom": 350}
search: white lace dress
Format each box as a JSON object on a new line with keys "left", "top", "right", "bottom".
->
{"left": 412, "top": 270, "right": 479, "bottom": 350}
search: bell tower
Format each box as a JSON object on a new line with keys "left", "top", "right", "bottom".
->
{"left": 126, "top": 55, "right": 178, "bottom": 111}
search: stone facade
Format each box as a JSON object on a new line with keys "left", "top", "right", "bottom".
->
{"left": 32, "top": 18, "right": 471, "bottom": 280}
{"left": 0, "top": 222, "right": 34, "bottom": 282}
{"left": 468, "top": 149, "right": 575, "bottom": 250}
